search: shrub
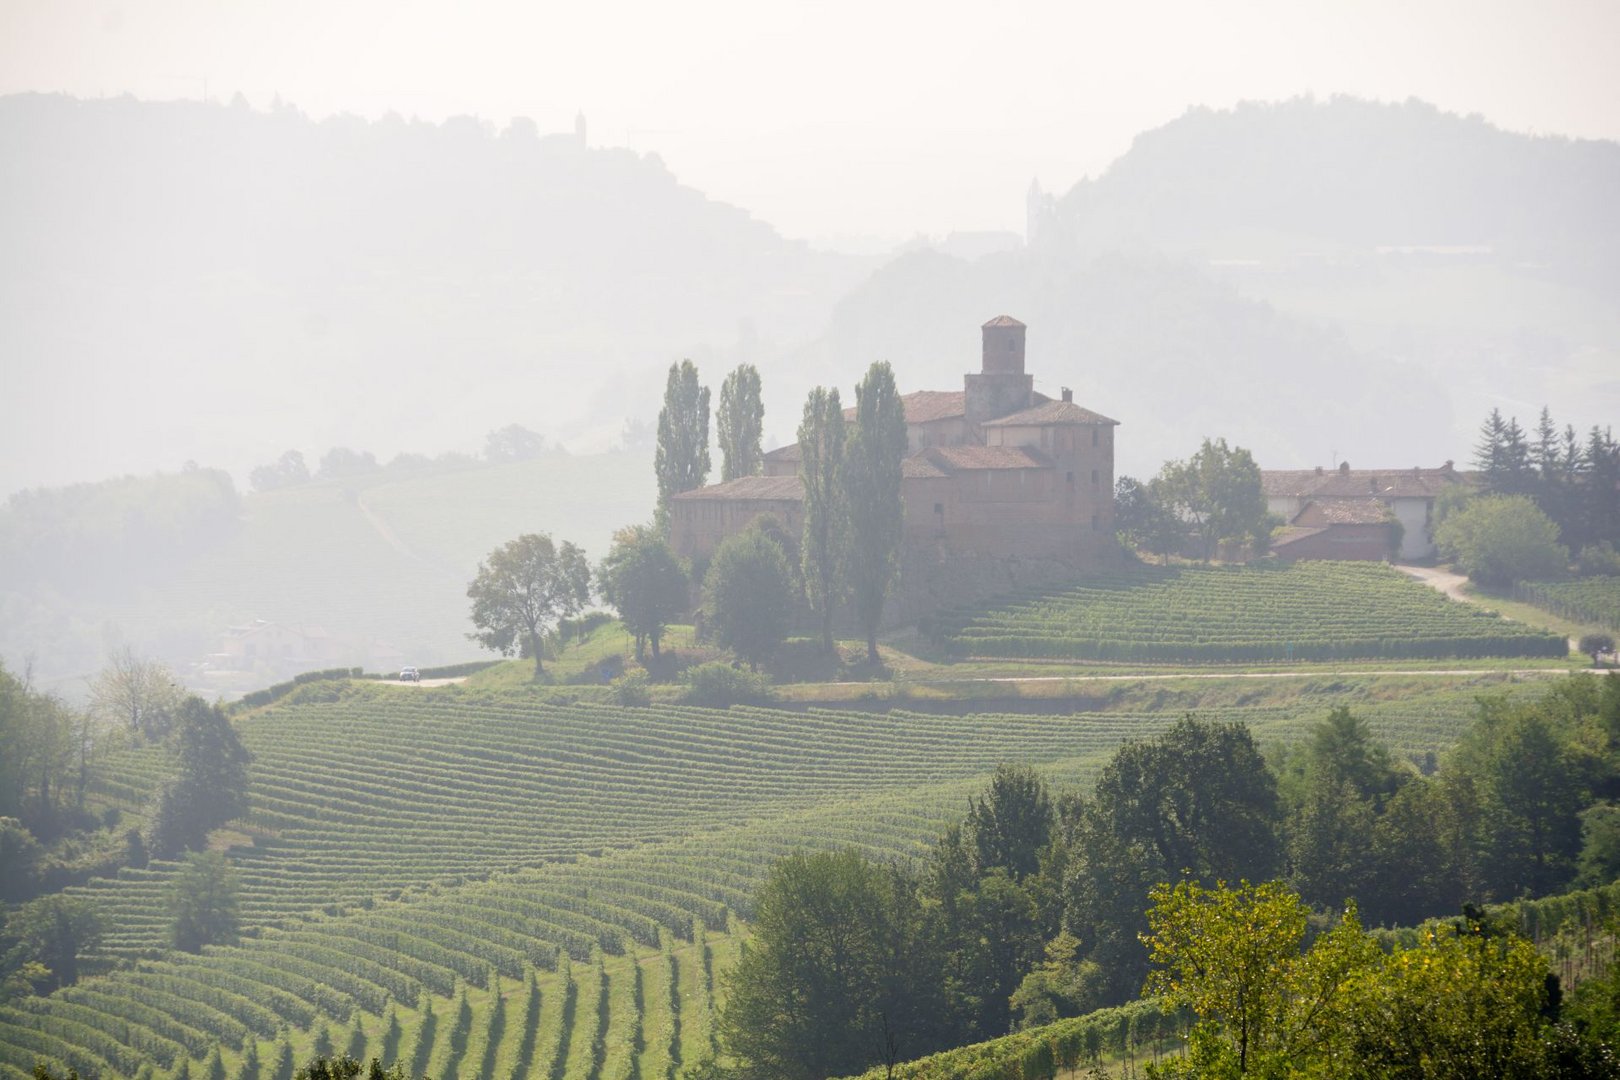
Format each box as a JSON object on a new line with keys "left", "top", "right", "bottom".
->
{"left": 1579, "top": 543, "right": 1620, "bottom": 577}
{"left": 1435, "top": 494, "right": 1568, "bottom": 587}
{"left": 611, "top": 672, "right": 652, "bottom": 707}
{"left": 678, "top": 663, "right": 775, "bottom": 707}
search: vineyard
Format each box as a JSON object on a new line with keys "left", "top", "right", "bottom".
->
{"left": 1514, "top": 578, "right": 1620, "bottom": 633}
{"left": 4, "top": 678, "right": 1531, "bottom": 1079}
{"left": 934, "top": 561, "right": 1568, "bottom": 663}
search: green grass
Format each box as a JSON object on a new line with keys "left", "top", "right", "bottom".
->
{"left": 4, "top": 674, "right": 1544, "bottom": 1080}
{"left": 934, "top": 561, "right": 1567, "bottom": 664}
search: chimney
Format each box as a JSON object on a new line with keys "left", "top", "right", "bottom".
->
{"left": 1369, "top": 476, "right": 1379, "bottom": 493}
{"left": 1339, "top": 461, "right": 1351, "bottom": 475}
{"left": 1443, "top": 460, "right": 1454, "bottom": 472}
{"left": 1314, "top": 465, "right": 1324, "bottom": 476}
{"left": 1061, "top": 387, "right": 1073, "bottom": 403}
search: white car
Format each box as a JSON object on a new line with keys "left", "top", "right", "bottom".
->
{"left": 399, "top": 666, "right": 421, "bottom": 683}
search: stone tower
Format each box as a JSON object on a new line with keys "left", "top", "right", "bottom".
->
{"left": 965, "top": 315, "right": 1034, "bottom": 425}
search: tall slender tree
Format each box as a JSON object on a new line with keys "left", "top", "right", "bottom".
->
{"left": 797, "top": 387, "right": 847, "bottom": 654}
{"left": 842, "top": 363, "right": 907, "bottom": 664}
{"left": 717, "top": 363, "right": 765, "bottom": 482}
{"left": 654, "top": 360, "right": 711, "bottom": 526}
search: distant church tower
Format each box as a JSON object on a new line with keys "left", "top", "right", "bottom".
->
{"left": 575, "top": 111, "right": 587, "bottom": 145}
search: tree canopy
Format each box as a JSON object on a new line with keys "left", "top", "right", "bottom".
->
{"left": 597, "top": 525, "right": 689, "bottom": 662}
{"left": 1435, "top": 493, "right": 1568, "bottom": 587}
{"left": 466, "top": 533, "right": 591, "bottom": 678}
{"left": 654, "top": 360, "right": 711, "bottom": 524}
{"left": 146, "top": 697, "right": 253, "bottom": 860}
{"left": 842, "top": 362, "right": 907, "bottom": 664}
{"left": 797, "top": 386, "right": 847, "bottom": 654}
{"left": 703, "top": 524, "right": 795, "bottom": 669}
{"left": 1154, "top": 437, "right": 1271, "bottom": 560}
{"left": 717, "top": 364, "right": 765, "bottom": 482}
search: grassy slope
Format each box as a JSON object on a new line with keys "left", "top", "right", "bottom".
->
{"left": 4, "top": 670, "right": 1544, "bottom": 1080}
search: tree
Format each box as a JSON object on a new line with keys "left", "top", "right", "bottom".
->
{"left": 703, "top": 525, "right": 794, "bottom": 669}
{"left": 466, "top": 533, "right": 592, "bottom": 679}
{"left": 797, "top": 387, "right": 847, "bottom": 653}
{"left": 842, "top": 362, "right": 908, "bottom": 664}
{"left": 170, "top": 850, "right": 240, "bottom": 953}
{"left": 89, "top": 647, "right": 183, "bottom": 742}
{"left": 965, "top": 763, "right": 1053, "bottom": 883}
{"left": 1155, "top": 438, "right": 1271, "bottom": 561}
{"left": 146, "top": 697, "right": 253, "bottom": 859}
{"left": 654, "top": 360, "right": 711, "bottom": 525}
{"left": 482, "top": 424, "right": 547, "bottom": 463}
{"left": 1114, "top": 475, "right": 1184, "bottom": 562}
{"left": 316, "top": 447, "right": 380, "bottom": 480}
{"left": 596, "top": 526, "right": 689, "bottom": 662}
{"left": 717, "top": 363, "right": 765, "bottom": 482}
{"left": 1434, "top": 493, "right": 1568, "bottom": 587}
{"left": 719, "top": 850, "right": 943, "bottom": 1080}
{"left": 249, "top": 450, "right": 311, "bottom": 493}
{"left": 8, "top": 894, "right": 102, "bottom": 990}
{"left": 1581, "top": 633, "right": 1616, "bottom": 666}
{"left": 0, "top": 662, "right": 76, "bottom": 837}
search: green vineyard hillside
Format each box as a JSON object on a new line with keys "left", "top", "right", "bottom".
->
{"left": 934, "top": 561, "right": 1567, "bottom": 663}
{"left": 1514, "top": 577, "right": 1620, "bottom": 634}
{"left": 4, "top": 677, "right": 1538, "bottom": 1079}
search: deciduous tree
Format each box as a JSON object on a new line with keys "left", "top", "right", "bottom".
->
{"left": 466, "top": 533, "right": 591, "bottom": 678}
{"left": 1434, "top": 493, "right": 1568, "bottom": 587}
{"left": 170, "top": 850, "right": 240, "bottom": 953}
{"left": 90, "top": 647, "right": 183, "bottom": 742}
{"left": 597, "top": 526, "right": 689, "bottom": 662}
{"left": 1155, "top": 438, "right": 1271, "bottom": 561}
{"left": 703, "top": 525, "right": 794, "bottom": 669}
{"left": 146, "top": 697, "right": 253, "bottom": 859}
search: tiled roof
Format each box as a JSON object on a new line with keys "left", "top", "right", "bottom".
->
{"left": 921, "top": 445, "right": 1054, "bottom": 472}
{"left": 982, "top": 315, "right": 1026, "bottom": 328}
{"left": 1301, "top": 498, "right": 1394, "bottom": 525}
{"left": 844, "top": 390, "right": 967, "bottom": 425}
{"left": 981, "top": 400, "right": 1119, "bottom": 427}
{"left": 1270, "top": 526, "right": 1329, "bottom": 548}
{"left": 1262, "top": 465, "right": 1469, "bottom": 500}
{"left": 903, "top": 455, "right": 949, "bottom": 479}
{"left": 762, "top": 443, "right": 801, "bottom": 462}
{"left": 671, "top": 475, "right": 804, "bottom": 501}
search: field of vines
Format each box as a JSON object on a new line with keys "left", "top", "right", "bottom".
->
{"left": 934, "top": 561, "right": 1568, "bottom": 663}
{"left": 1514, "top": 578, "right": 1620, "bottom": 633}
{"left": 4, "top": 678, "right": 1529, "bottom": 1079}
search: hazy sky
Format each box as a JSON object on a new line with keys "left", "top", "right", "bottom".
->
{"left": 3, "top": 0, "right": 1619, "bottom": 244}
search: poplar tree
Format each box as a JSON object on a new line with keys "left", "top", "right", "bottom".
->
{"left": 654, "top": 360, "right": 710, "bottom": 525}
{"left": 717, "top": 363, "right": 765, "bottom": 482}
{"left": 842, "top": 362, "right": 907, "bottom": 664}
{"left": 797, "top": 387, "right": 847, "bottom": 654}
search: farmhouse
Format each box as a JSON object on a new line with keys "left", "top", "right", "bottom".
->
{"left": 1263, "top": 461, "right": 1472, "bottom": 561}
{"left": 667, "top": 317, "right": 1119, "bottom": 576}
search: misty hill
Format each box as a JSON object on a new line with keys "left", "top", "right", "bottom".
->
{"left": 0, "top": 93, "right": 871, "bottom": 494}
{"left": 803, "top": 98, "right": 1619, "bottom": 473}
{"left": 1048, "top": 96, "right": 1620, "bottom": 285}
{"left": 0, "top": 451, "right": 654, "bottom": 695}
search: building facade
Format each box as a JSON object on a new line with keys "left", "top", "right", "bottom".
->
{"left": 668, "top": 317, "right": 1119, "bottom": 576}
{"left": 1263, "top": 461, "right": 1472, "bottom": 561}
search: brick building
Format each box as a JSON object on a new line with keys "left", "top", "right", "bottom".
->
{"left": 667, "top": 317, "right": 1119, "bottom": 580}
{"left": 1263, "top": 461, "right": 1472, "bottom": 561}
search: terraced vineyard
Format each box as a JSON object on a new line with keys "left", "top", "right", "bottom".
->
{"left": 5, "top": 679, "right": 1529, "bottom": 1079}
{"left": 1515, "top": 577, "right": 1620, "bottom": 633}
{"left": 935, "top": 561, "right": 1568, "bottom": 663}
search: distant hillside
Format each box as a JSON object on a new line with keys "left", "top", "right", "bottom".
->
{"left": 802, "top": 99, "right": 1619, "bottom": 474}
{"left": 1049, "top": 96, "right": 1620, "bottom": 286}
{"left": 0, "top": 94, "right": 871, "bottom": 494}
{"left": 0, "top": 452, "right": 654, "bottom": 695}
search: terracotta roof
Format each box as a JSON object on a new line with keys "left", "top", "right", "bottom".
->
{"left": 980, "top": 400, "right": 1119, "bottom": 427}
{"left": 1262, "top": 465, "right": 1469, "bottom": 500}
{"left": 671, "top": 475, "right": 804, "bottom": 501}
{"left": 1299, "top": 498, "right": 1394, "bottom": 525}
{"left": 762, "top": 443, "right": 801, "bottom": 462}
{"left": 982, "top": 315, "right": 1026, "bottom": 328}
{"left": 842, "top": 390, "right": 967, "bottom": 425}
{"left": 1270, "top": 526, "right": 1329, "bottom": 549}
{"left": 921, "top": 445, "right": 1054, "bottom": 472}
{"left": 903, "top": 455, "right": 949, "bottom": 479}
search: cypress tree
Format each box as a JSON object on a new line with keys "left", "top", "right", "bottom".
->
{"left": 798, "top": 386, "right": 847, "bottom": 654}
{"left": 842, "top": 362, "right": 908, "bottom": 664}
{"left": 654, "top": 360, "right": 711, "bottom": 526}
{"left": 717, "top": 363, "right": 765, "bottom": 482}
